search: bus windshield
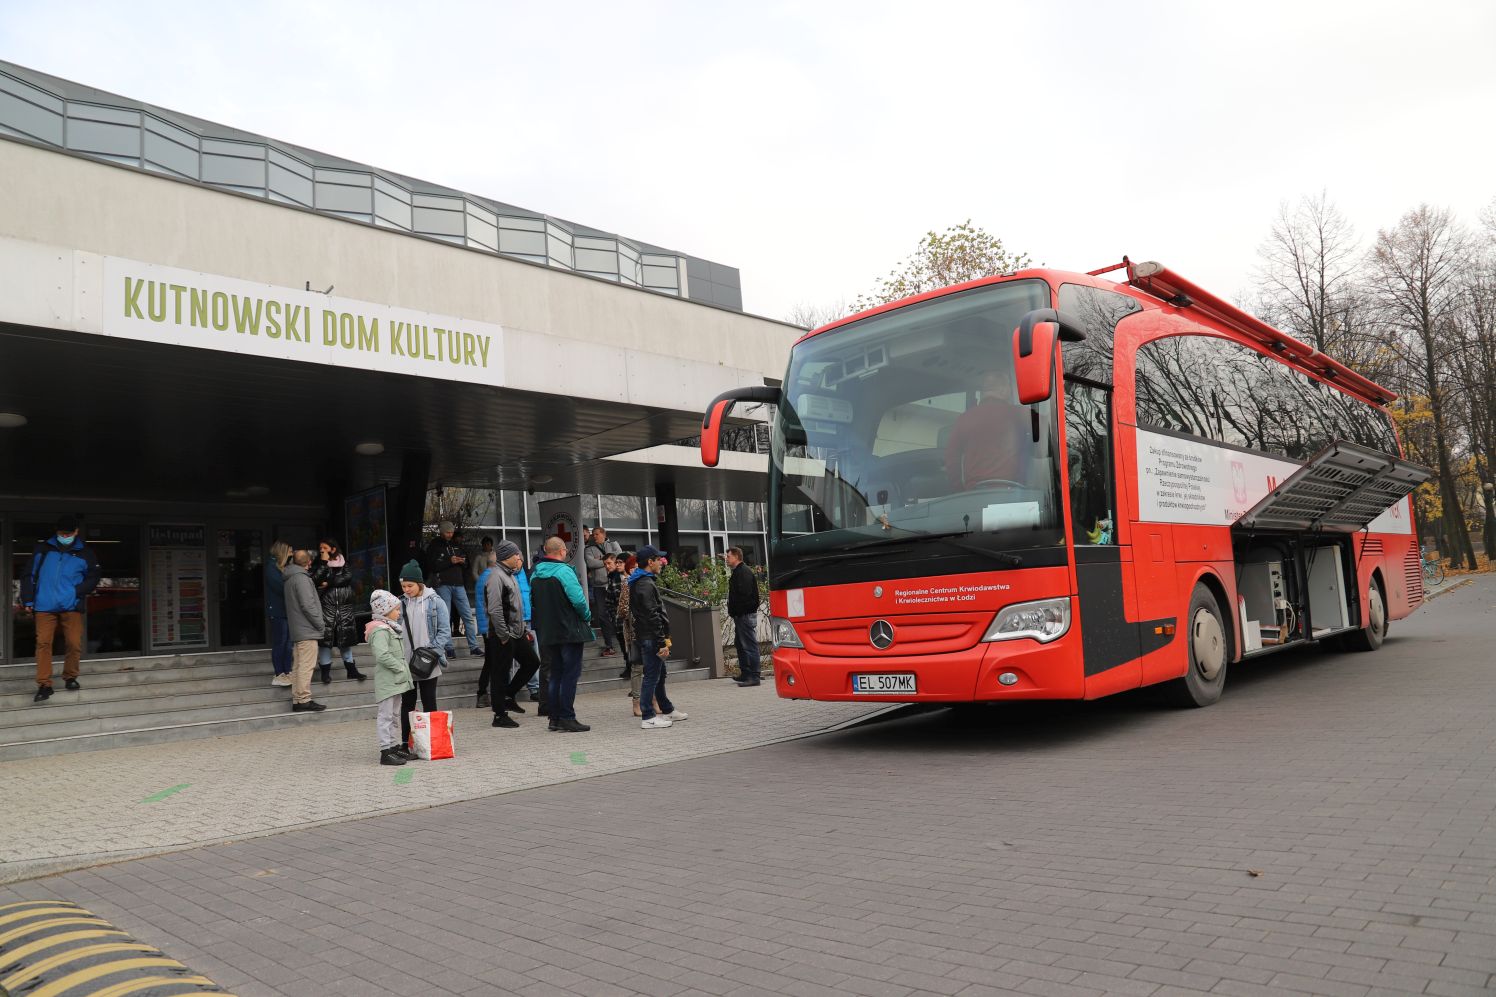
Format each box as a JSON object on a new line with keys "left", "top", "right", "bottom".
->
{"left": 769, "top": 279, "right": 1065, "bottom": 584}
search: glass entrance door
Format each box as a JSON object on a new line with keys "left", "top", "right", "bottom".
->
{"left": 85, "top": 524, "right": 143, "bottom": 655}
{"left": 9, "top": 521, "right": 52, "bottom": 660}
{"left": 217, "top": 528, "right": 266, "bottom": 647}
{"left": 9, "top": 521, "right": 144, "bottom": 658}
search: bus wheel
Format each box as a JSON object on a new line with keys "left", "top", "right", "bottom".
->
{"left": 1167, "top": 585, "right": 1228, "bottom": 708}
{"left": 1339, "top": 577, "right": 1387, "bottom": 653}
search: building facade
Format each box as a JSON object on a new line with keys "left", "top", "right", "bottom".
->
{"left": 0, "top": 59, "right": 781, "bottom": 666}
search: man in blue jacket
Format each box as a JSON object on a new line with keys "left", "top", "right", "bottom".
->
{"left": 530, "top": 536, "right": 593, "bottom": 733}
{"left": 20, "top": 515, "right": 101, "bottom": 703}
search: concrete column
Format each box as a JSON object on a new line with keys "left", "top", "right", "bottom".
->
{"left": 393, "top": 450, "right": 432, "bottom": 572}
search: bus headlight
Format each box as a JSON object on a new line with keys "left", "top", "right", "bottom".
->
{"left": 981, "top": 598, "right": 1071, "bottom": 644}
{"left": 769, "top": 617, "right": 805, "bottom": 649}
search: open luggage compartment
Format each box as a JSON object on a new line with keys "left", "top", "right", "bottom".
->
{"left": 1230, "top": 441, "right": 1431, "bottom": 656}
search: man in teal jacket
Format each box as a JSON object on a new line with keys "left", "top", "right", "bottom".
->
{"left": 530, "top": 536, "right": 593, "bottom": 732}
{"left": 20, "top": 515, "right": 101, "bottom": 703}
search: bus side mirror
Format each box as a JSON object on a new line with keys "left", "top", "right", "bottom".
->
{"left": 700, "top": 386, "right": 781, "bottom": 467}
{"left": 1012, "top": 308, "right": 1086, "bottom": 405}
{"left": 1013, "top": 321, "right": 1057, "bottom": 405}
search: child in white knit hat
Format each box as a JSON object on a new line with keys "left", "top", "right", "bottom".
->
{"left": 367, "top": 589, "right": 414, "bottom": 766}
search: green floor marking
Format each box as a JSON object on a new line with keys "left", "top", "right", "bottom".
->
{"left": 141, "top": 783, "right": 190, "bottom": 803}
{"left": 569, "top": 751, "right": 588, "bottom": 765}
{"left": 394, "top": 769, "right": 414, "bottom": 785}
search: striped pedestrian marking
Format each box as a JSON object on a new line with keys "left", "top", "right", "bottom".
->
{"left": 0, "top": 899, "right": 232, "bottom": 995}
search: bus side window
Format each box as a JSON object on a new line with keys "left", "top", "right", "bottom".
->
{"left": 1064, "top": 379, "right": 1116, "bottom": 545}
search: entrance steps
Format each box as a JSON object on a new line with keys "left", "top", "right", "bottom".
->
{"left": 0, "top": 644, "right": 705, "bottom": 760}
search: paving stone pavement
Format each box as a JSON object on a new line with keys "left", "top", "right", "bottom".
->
{"left": 3, "top": 575, "right": 1493, "bottom": 996}
{"left": 0, "top": 678, "right": 884, "bottom": 882}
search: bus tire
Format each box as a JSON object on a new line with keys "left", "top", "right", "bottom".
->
{"left": 1339, "top": 576, "right": 1387, "bottom": 653}
{"left": 1166, "top": 585, "right": 1229, "bottom": 708}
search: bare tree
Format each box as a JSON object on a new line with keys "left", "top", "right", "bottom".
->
{"left": 1368, "top": 205, "right": 1479, "bottom": 569}
{"left": 785, "top": 298, "right": 850, "bottom": 330}
{"left": 423, "top": 487, "right": 484, "bottom": 538}
{"left": 1255, "top": 191, "right": 1363, "bottom": 356}
{"left": 1448, "top": 252, "right": 1496, "bottom": 560}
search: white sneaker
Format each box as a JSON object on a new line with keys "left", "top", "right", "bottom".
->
{"left": 666, "top": 710, "right": 688, "bottom": 722}
{"left": 272, "top": 674, "right": 292, "bottom": 687}
{"left": 641, "top": 716, "right": 674, "bottom": 729}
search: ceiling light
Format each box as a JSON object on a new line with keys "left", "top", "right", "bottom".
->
{"left": 0, "top": 412, "right": 28, "bottom": 429}
{"left": 246, "top": 485, "right": 270, "bottom": 497}
{"left": 530, "top": 473, "right": 553, "bottom": 485}
{"left": 354, "top": 441, "right": 385, "bottom": 456}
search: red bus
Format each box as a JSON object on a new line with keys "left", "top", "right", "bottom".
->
{"left": 700, "top": 260, "right": 1430, "bottom": 707}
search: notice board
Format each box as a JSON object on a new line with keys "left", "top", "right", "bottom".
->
{"left": 148, "top": 524, "right": 208, "bottom": 650}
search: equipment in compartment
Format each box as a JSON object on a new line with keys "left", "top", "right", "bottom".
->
{"left": 1239, "top": 559, "right": 1295, "bottom": 647}
{"left": 1306, "top": 545, "right": 1349, "bottom": 635}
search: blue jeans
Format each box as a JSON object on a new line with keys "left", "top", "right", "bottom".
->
{"left": 269, "top": 616, "right": 292, "bottom": 676}
{"left": 546, "top": 642, "right": 584, "bottom": 721}
{"left": 638, "top": 639, "right": 675, "bottom": 721}
{"left": 733, "top": 614, "right": 761, "bottom": 681}
{"left": 435, "top": 584, "right": 480, "bottom": 654}
{"left": 317, "top": 644, "right": 354, "bottom": 667}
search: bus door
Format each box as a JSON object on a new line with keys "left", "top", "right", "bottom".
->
{"left": 1064, "top": 377, "right": 1144, "bottom": 690}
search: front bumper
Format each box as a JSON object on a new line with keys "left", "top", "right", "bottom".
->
{"left": 771, "top": 630, "right": 1083, "bottom": 702}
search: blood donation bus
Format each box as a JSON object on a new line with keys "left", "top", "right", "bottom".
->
{"left": 700, "top": 259, "right": 1430, "bottom": 707}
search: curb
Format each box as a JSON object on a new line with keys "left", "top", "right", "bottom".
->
{"left": 1425, "top": 577, "right": 1477, "bottom": 602}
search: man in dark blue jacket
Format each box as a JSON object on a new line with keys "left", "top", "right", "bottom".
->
{"left": 20, "top": 515, "right": 101, "bottom": 703}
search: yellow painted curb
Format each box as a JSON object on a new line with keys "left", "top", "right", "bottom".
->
{"left": 0, "top": 899, "right": 233, "bottom": 995}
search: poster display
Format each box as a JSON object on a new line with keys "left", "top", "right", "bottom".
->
{"left": 344, "top": 485, "right": 390, "bottom": 605}
{"left": 537, "top": 495, "right": 587, "bottom": 586}
{"left": 148, "top": 524, "right": 208, "bottom": 649}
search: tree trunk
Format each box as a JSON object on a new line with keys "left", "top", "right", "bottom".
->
{"left": 1423, "top": 336, "right": 1477, "bottom": 570}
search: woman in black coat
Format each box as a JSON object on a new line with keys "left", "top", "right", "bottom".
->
{"left": 310, "top": 537, "right": 366, "bottom": 684}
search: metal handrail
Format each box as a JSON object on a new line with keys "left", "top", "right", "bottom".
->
{"left": 658, "top": 586, "right": 712, "bottom": 609}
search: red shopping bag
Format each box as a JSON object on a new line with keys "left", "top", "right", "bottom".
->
{"left": 409, "top": 710, "right": 455, "bottom": 760}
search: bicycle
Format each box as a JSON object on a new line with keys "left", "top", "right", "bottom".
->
{"left": 1422, "top": 550, "right": 1445, "bottom": 587}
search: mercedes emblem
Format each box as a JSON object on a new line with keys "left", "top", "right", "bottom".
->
{"left": 873, "top": 585, "right": 883, "bottom": 598}
{"left": 868, "top": 620, "right": 895, "bottom": 649}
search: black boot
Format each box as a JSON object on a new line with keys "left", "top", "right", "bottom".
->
{"left": 346, "top": 664, "right": 367, "bottom": 682}
{"left": 491, "top": 712, "right": 519, "bottom": 728}
{"left": 380, "top": 747, "right": 407, "bottom": 766}
{"left": 319, "top": 665, "right": 332, "bottom": 685}
{"left": 503, "top": 697, "right": 525, "bottom": 714}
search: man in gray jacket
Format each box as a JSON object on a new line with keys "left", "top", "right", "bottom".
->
{"left": 283, "top": 550, "right": 327, "bottom": 713}
{"left": 583, "top": 527, "right": 622, "bottom": 658}
{"left": 485, "top": 541, "right": 542, "bottom": 728}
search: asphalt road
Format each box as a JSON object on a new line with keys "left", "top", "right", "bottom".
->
{"left": 4, "top": 576, "right": 1493, "bottom": 997}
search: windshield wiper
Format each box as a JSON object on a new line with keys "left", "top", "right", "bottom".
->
{"left": 775, "top": 529, "right": 1023, "bottom": 586}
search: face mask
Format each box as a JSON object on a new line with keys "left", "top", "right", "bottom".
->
{"left": 56, "top": 534, "right": 76, "bottom": 546}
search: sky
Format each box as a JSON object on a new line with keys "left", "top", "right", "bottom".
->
{"left": 2, "top": 0, "right": 1494, "bottom": 322}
